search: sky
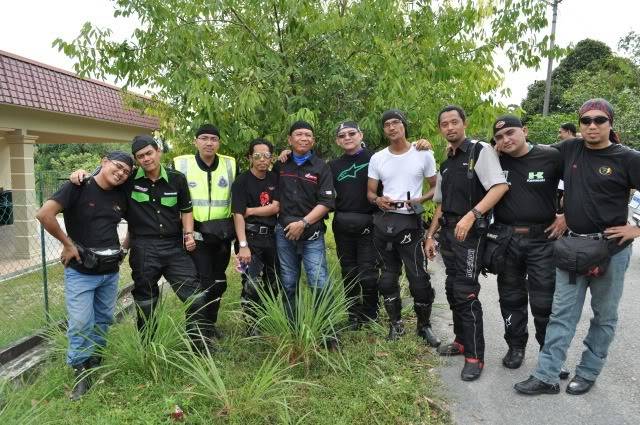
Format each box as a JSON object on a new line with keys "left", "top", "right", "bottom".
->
{"left": 1, "top": 0, "right": 639, "bottom": 105}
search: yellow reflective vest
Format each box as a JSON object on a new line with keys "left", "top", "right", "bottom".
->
{"left": 173, "top": 154, "right": 236, "bottom": 222}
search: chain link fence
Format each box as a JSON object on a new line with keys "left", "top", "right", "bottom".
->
{"left": 0, "top": 172, "right": 129, "bottom": 349}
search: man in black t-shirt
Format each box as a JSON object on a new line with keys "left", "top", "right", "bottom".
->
{"left": 329, "top": 121, "right": 379, "bottom": 328}
{"left": 231, "top": 138, "right": 280, "bottom": 335}
{"left": 491, "top": 115, "right": 567, "bottom": 370}
{"left": 516, "top": 98, "right": 640, "bottom": 396}
{"left": 37, "top": 151, "right": 132, "bottom": 401}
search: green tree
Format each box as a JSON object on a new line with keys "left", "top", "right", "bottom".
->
{"left": 35, "top": 143, "right": 129, "bottom": 176}
{"left": 524, "top": 113, "right": 575, "bottom": 145}
{"left": 54, "top": 0, "right": 550, "bottom": 160}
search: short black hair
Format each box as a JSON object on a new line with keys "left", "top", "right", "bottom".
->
{"left": 247, "top": 138, "right": 274, "bottom": 156}
{"left": 438, "top": 105, "right": 467, "bottom": 125}
{"left": 560, "top": 122, "right": 577, "bottom": 135}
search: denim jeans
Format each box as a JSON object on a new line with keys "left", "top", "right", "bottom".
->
{"left": 64, "top": 267, "right": 119, "bottom": 366}
{"left": 533, "top": 245, "right": 632, "bottom": 384}
{"left": 275, "top": 225, "right": 329, "bottom": 315}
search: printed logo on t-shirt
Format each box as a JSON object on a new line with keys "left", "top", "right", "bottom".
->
{"left": 503, "top": 170, "right": 510, "bottom": 185}
{"left": 598, "top": 166, "right": 613, "bottom": 176}
{"left": 259, "top": 191, "right": 271, "bottom": 206}
{"left": 133, "top": 185, "right": 148, "bottom": 192}
{"left": 304, "top": 173, "right": 318, "bottom": 183}
{"left": 527, "top": 171, "right": 545, "bottom": 183}
{"left": 337, "top": 163, "right": 369, "bottom": 181}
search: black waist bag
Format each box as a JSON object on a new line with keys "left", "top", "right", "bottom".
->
{"left": 75, "top": 244, "right": 125, "bottom": 274}
{"left": 481, "top": 225, "right": 513, "bottom": 275}
{"left": 333, "top": 212, "right": 373, "bottom": 235}
{"left": 279, "top": 215, "right": 324, "bottom": 240}
{"left": 372, "top": 212, "right": 420, "bottom": 242}
{"left": 553, "top": 236, "right": 629, "bottom": 283}
{"left": 197, "top": 218, "right": 235, "bottom": 243}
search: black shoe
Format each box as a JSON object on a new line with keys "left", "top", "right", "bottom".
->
{"left": 417, "top": 326, "right": 441, "bottom": 347}
{"left": 559, "top": 366, "right": 570, "bottom": 380}
{"left": 502, "top": 347, "right": 525, "bottom": 369}
{"left": 69, "top": 364, "right": 91, "bottom": 401}
{"left": 566, "top": 375, "right": 594, "bottom": 395}
{"left": 437, "top": 340, "right": 465, "bottom": 356}
{"left": 461, "top": 358, "right": 484, "bottom": 381}
{"left": 86, "top": 354, "right": 103, "bottom": 369}
{"left": 387, "top": 320, "right": 405, "bottom": 341}
{"left": 514, "top": 376, "right": 560, "bottom": 395}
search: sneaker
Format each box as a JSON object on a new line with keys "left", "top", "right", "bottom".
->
{"left": 514, "top": 376, "right": 560, "bottom": 395}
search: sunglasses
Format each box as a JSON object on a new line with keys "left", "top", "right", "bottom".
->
{"left": 337, "top": 131, "right": 359, "bottom": 139}
{"left": 579, "top": 116, "right": 609, "bottom": 126}
{"left": 251, "top": 152, "right": 273, "bottom": 160}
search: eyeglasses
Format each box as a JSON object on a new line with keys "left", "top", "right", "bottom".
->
{"left": 383, "top": 119, "right": 403, "bottom": 128}
{"left": 251, "top": 152, "right": 273, "bottom": 160}
{"left": 197, "top": 135, "right": 220, "bottom": 142}
{"left": 337, "top": 131, "right": 359, "bottom": 139}
{"left": 579, "top": 116, "right": 609, "bottom": 126}
{"left": 108, "top": 160, "right": 132, "bottom": 176}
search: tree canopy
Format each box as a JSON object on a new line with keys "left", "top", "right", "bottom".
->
{"left": 54, "top": 0, "right": 551, "bottom": 161}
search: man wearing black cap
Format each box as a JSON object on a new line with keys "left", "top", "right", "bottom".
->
{"left": 488, "top": 115, "right": 566, "bottom": 370}
{"left": 367, "top": 109, "right": 440, "bottom": 347}
{"left": 424, "top": 105, "right": 508, "bottom": 381}
{"left": 173, "top": 124, "right": 238, "bottom": 338}
{"left": 516, "top": 98, "right": 640, "bottom": 396}
{"left": 38, "top": 151, "right": 132, "bottom": 400}
{"left": 329, "top": 121, "right": 379, "bottom": 328}
{"left": 273, "top": 120, "right": 335, "bottom": 323}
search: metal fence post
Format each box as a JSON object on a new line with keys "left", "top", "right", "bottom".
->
{"left": 38, "top": 176, "right": 50, "bottom": 323}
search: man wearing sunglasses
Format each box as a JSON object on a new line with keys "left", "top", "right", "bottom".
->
{"left": 174, "top": 124, "right": 240, "bottom": 340}
{"left": 516, "top": 98, "right": 640, "bottom": 396}
{"left": 39, "top": 151, "right": 132, "bottom": 400}
{"left": 231, "top": 138, "right": 280, "bottom": 335}
{"left": 329, "top": 121, "right": 379, "bottom": 329}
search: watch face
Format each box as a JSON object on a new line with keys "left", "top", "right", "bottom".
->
{"left": 240, "top": 241, "right": 248, "bottom": 248}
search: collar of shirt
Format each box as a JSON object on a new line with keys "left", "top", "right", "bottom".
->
{"left": 134, "top": 164, "right": 169, "bottom": 181}
{"left": 447, "top": 138, "right": 471, "bottom": 157}
{"left": 195, "top": 152, "right": 219, "bottom": 171}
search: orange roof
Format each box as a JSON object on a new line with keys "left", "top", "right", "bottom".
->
{"left": 0, "top": 50, "right": 159, "bottom": 129}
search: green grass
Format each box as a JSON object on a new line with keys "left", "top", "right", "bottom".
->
{"left": 1, "top": 225, "right": 452, "bottom": 424}
{"left": 0, "top": 262, "right": 132, "bottom": 348}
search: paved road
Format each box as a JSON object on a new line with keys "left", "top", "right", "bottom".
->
{"left": 429, "top": 243, "right": 640, "bottom": 425}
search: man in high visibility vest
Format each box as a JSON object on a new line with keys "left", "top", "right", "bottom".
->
{"left": 173, "top": 124, "right": 238, "bottom": 338}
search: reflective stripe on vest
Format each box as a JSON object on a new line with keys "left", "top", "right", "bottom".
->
{"left": 173, "top": 154, "right": 235, "bottom": 221}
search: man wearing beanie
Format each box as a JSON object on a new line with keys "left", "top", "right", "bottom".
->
{"left": 367, "top": 109, "right": 441, "bottom": 347}
{"left": 272, "top": 120, "right": 336, "bottom": 336}
{"left": 174, "top": 124, "right": 239, "bottom": 339}
{"left": 329, "top": 121, "right": 379, "bottom": 329}
{"left": 516, "top": 98, "right": 640, "bottom": 395}
{"left": 485, "top": 115, "right": 566, "bottom": 371}
{"left": 38, "top": 151, "right": 132, "bottom": 400}
{"left": 514, "top": 99, "right": 640, "bottom": 395}
{"left": 423, "top": 105, "right": 508, "bottom": 381}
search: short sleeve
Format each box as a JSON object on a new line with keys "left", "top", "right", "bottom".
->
{"left": 367, "top": 153, "right": 380, "bottom": 180}
{"left": 626, "top": 149, "right": 640, "bottom": 190}
{"left": 231, "top": 176, "right": 248, "bottom": 214}
{"left": 50, "top": 182, "right": 80, "bottom": 211}
{"left": 432, "top": 173, "right": 443, "bottom": 203}
{"left": 317, "top": 163, "right": 336, "bottom": 209}
{"left": 176, "top": 174, "right": 193, "bottom": 212}
{"left": 422, "top": 150, "right": 437, "bottom": 178}
{"left": 474, "top": 143, "right": 507, "bottom": 191}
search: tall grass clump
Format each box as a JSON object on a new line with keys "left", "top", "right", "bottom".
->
{"left": 0, "top": 379, "right": 48, "bottom": 425}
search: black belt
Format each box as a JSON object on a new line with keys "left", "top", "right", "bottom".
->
{"left": 495, "top": 222, "right": 553, "bottom": 238}
{"left": 130, "top": 234, "right": 181, "bottom": 240}
{"left": 245, "top": 223, "right": 274, "bottom": 235}
{"left": 439, "top": 214, "right": 463, "bottom": 228}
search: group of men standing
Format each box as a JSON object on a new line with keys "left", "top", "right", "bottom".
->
{"left": 39, "top": 98, "right": 640, "bottom": 401}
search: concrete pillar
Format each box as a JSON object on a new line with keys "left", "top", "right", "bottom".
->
{"left": 6, "top": 130, "right": 39, "bottom": 259}
{"left": 0, "top": 132, "right": 10, "bottom": 189}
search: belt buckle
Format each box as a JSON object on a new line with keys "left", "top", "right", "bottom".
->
{"left": 258, "top": 226, "right": 269, "bottom": 235}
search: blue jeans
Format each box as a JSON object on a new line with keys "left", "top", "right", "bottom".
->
{"left": 533, "top": 245, "right": 632, "bottom": 384}
{"left": 64, "top": 267, "right": 119, "bottom": 366}
{"left": 275, "top": 225, "right": 329, "bottom": 315}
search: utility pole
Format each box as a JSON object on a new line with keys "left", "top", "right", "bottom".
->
{"left": 542, "top": 0, "right": 561, "bottom": 116}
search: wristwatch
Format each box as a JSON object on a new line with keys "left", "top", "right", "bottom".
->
{"left": 471, "top": 208, "right": 483, "bottom": 219}
{"left": 301, "top": 218, "right": 310, "bottom": 228}
{"left": 239, "top": 240, "right": 248, "bottom": 248}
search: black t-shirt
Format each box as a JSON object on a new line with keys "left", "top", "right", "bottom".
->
{"left": 122, "top": 166, "right": 193, "bottom": 238}
{"left": 555, "top": 138, "right": 640, "bottom": 233}
{"left": 273, "top": 153, "right": 335, "bottom": 228}
{"left": 50, "top": 179, "right": 127, "bottom": 274}
{"left": 494, "top": 144, "right": 563, "bottom": 225}
{"left": 329, "top": 149, "right": 376, "bottom": 214}
{"left": 231, "top": 170, "right": 279, "bottom": 227}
